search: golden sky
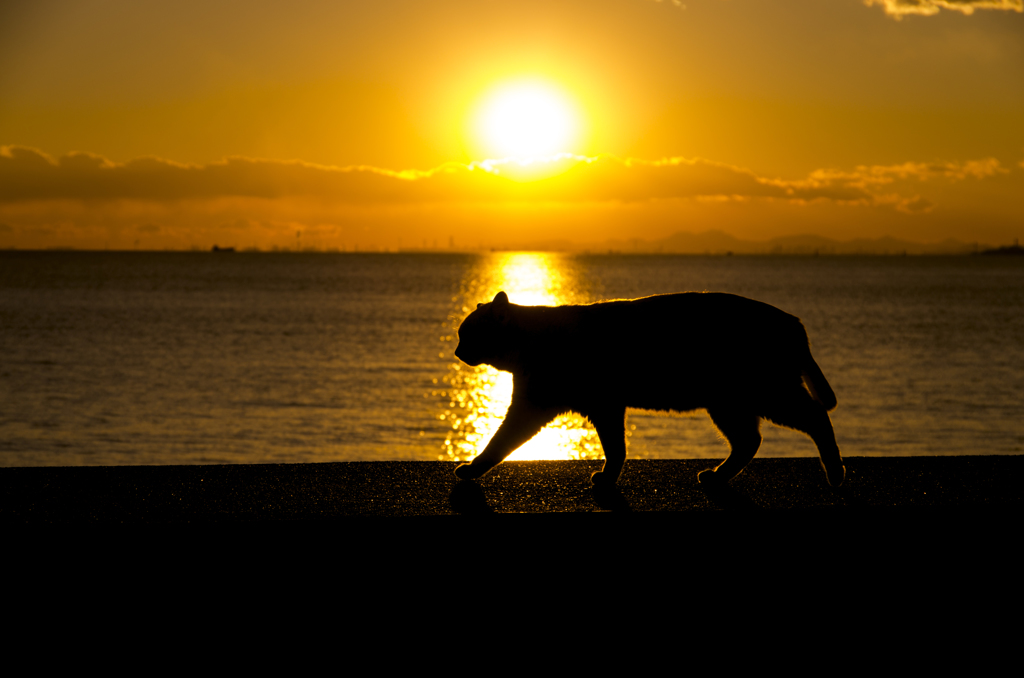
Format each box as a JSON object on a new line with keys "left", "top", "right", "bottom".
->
{"left": 1, "top": 0, "right": 1022, "bottom": 250}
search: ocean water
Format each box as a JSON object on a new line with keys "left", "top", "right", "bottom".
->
{"left": 1, "top": 250, "right": 1021, "bottom": 466}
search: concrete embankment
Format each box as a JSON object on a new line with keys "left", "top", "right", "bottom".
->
{"left": 5, "top": 457, "right": 1020, "bottom": 597}
{"left": 2, "top": 456, "right": 1019, "bottom": 523}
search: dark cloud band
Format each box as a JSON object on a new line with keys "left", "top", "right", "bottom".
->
{"left": 0, "top": 145, "right": 1006, "bottom": 207}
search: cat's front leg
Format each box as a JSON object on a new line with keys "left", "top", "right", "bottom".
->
{"left": 454, "top": 397, "right": 556, "bottom": 480}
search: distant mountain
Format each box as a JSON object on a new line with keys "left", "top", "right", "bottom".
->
{"left": 978, "top": 240, "right": 1023, "bottom": 256}
{"left": 590, "top": 230, "right": 981, "bottom": 255}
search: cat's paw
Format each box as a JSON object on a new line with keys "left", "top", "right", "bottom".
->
{"left": 823, "top": 462, "right": 846, "bottom": 488}
{"left": 454, "top": 463, "right": 484, "bottom": 480}
{"left": 590, "top": 471, "right": 617, "bottom": 487}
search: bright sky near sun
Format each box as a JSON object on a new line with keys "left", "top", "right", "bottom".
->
{"left": 1, "top": 0, "right": 1022, "bottom": 250}
{"left": 473, "top": 81, "right": 581, "bottom": 159}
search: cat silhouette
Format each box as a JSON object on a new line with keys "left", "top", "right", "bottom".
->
{"left": 453, "top": 291, "right": 845, "bottom": 488}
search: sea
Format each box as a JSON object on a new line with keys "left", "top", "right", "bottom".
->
{"left": 1, "top": 250, "right": 1022, "bottom": 466}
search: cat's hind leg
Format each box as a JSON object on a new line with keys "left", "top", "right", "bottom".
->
{"left": 700, "top": 409, "right": 762, "bottom": 485}
{"left": 589, "top": 406, "right": 628, "bottom": 487}
{"left": 764, "top": 389, "right": 845, "bottom": 487}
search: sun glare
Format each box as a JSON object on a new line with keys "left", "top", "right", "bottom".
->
{"left": 473, "top": 81, "right": 580, "bottom": 160}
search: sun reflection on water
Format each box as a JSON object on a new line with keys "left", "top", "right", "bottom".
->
{"left": 438, "top": 252, "right": 602, "bottom": 462}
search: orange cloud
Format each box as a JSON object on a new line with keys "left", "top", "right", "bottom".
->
{"left": 793, "top": 158, "right": 1007, "bottom": 191}
{"left": 864, "top": 0, "right": 1023, "bottom": 18}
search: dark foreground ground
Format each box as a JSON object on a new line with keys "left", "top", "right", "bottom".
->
{"left": 4, "top": 457, "right": 1021, "bottom": 612}
{"left": 3, "top": 456, "right": 1020, "bottom": 523}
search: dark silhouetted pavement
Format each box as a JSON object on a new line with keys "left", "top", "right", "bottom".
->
{"left": 5, "top": 458, "right": 1019, "bottom": 601}
{"left": 3, "top": 456, "right": 1019, "bottom": 522}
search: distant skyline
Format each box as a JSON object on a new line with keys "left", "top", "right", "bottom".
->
{"left": 2, "top": 0, "right": 1022, "bottom": 250}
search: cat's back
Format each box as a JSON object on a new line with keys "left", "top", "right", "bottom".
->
{"left": 578, "top": 292, "right": 799, "bottom": 342}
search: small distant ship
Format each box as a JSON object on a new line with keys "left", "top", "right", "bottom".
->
{"left": 978, "top": 239, "right": 1022, "bottom": 256}
{"left": 211, "top": 245, "right": 236, "bottom": 253}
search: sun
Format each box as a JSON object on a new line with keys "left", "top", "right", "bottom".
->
{"left": 473, "top": 80, "right": 581, "bottom": 160}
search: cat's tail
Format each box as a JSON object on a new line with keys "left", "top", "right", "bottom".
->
{"left": 801, "top": 357, "right": 837, "bottom": 411}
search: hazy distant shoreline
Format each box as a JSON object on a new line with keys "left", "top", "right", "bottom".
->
{"left": 1, "top": 230, "right": 1011, "bottom": 256}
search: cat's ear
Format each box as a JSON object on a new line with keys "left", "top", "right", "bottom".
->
{"left": 492, "top": 291, "right": 511, "bottom": 323}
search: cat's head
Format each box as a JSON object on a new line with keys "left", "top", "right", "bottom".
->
{"left": 455, "top": 291, "right": 515, "bottom": 370}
